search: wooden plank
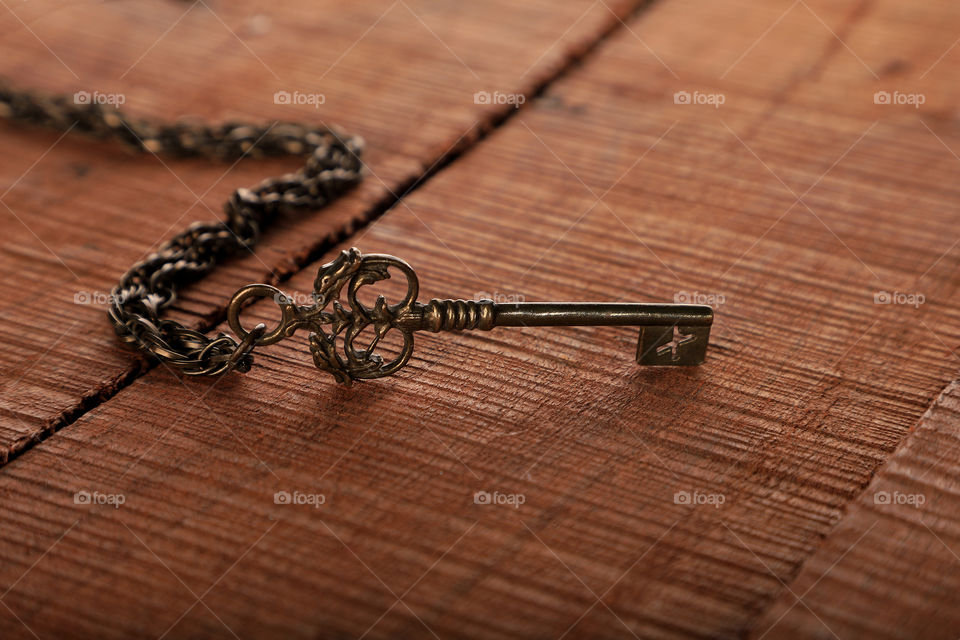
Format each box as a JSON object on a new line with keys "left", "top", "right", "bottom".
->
{"left": 753, "top": 378, "right": 960, "bottom": 639}
{"left": 3, "top": 0, "right": 960, "bottom": 638}
{"left": 0, "top": 1, "right": 637, "bottom": 463}
{"left": 0, "top": 0, "right": 642, "bottom": 460}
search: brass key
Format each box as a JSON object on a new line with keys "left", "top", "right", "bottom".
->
{"left": 226, "top": 248, "right": 713, "bottom": 384}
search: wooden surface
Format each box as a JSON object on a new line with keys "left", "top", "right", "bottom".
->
{"left": 758, "top": 379, "right": 960, "bottom": 638}
{"left": 2, "top": 0, "right": 960, "bottom": 638}
{"left": 0, "top": 0, "right": 640, "bottom": 460}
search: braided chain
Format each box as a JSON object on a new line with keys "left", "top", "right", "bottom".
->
{"left": 0, "top": 80, "right": 364, "bottom": 375}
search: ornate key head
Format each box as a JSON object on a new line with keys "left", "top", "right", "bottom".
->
{"left": 228, "top": 248, "right": 422, "bottom": 384}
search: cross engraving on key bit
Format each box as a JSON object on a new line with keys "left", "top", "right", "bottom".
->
{"left": 227, "top": 248, "right": 715, "bottom": 383}
{"left": 657, "top": 326, "right": 697, "bottom": 362}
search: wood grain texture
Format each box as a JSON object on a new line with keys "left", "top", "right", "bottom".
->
{"left": 0, "top": 0, "right": 641, "bottom": 460}
{"left": 2, "top": 0, "right": 960, "bottom": 638}
{"left": 754, "top": 379, "right": 960, "bottom": 640}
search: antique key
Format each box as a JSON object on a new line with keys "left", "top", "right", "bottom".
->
{"left": 226, "top": 248, "right": 713, "bottom": 384}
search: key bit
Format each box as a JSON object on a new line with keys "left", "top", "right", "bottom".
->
{"left": 227, "top": 248, "right": 714, "bottom": 384}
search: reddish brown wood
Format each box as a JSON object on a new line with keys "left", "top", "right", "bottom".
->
{"left": 0, "top": 0, "right": 641, "bottom": 461}
{"left": 2, "top": 0, "right": 960, "bottom": 638}
{"left": 754, "top": 379, "right": 960, "bottom": 639}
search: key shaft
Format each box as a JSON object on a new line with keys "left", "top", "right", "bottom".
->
{"left": 492, "top": 302, "right": 712, "bottom": 328}
{"left": 412, "top": 300, "right": 713, "bottom": 366}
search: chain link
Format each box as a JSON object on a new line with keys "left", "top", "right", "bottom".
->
{"left": 0, "top": 79, "right": 364, "bottom": 375}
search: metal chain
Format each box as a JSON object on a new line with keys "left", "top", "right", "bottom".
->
{"left": 0, "top": 79, "right": 364, "bottom": 375}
